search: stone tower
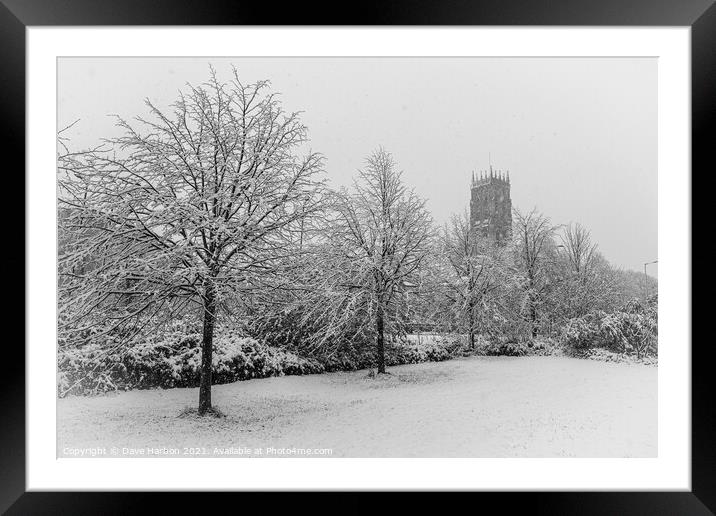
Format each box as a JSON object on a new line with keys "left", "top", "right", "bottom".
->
{"left": 469, "top": 166, "right": 512, "bottom": 242}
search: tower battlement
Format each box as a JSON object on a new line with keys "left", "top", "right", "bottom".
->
{"left": 469, "top": 165, "right": 512, "bottom": 242}
{"left": 471, "top": 168, "right": 510, "bottom": 188}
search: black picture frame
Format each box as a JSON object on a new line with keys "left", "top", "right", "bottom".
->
{"left": 2, "top": 0, "right": 713, "bottom": 513}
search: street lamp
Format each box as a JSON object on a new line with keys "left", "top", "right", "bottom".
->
{"left": 643, "top": 260, "right": 658, "bottom": 300}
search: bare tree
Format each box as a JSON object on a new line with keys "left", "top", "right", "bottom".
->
{"left": 58, "top": 68, "right": 325, "bottom": 414}
{"left": 559, "top": 223, "right": 598, "bottom": 277}
{"left": 555, "top": 223, "right": 619, "bottom": 319}
{"left": 330, "top": 148, "right": 432, "bottom": 373}
{"left": 512, "top": 208, "right": 558, "bottom": 338}
{"left": 443, "top": 211, "right": 507, "bottom": 348}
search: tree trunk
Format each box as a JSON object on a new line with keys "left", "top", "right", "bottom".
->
{"left": 468, "top": 300, "right": 475, "bottom": 349}
{"left": 530, "top": 301, "right": 538, "bottom": 339}
{"left": 376, "top": 303, "right": 386, "bottom": 374}
{"left": 198, "top": 282, "right": 216, "bottom": 415}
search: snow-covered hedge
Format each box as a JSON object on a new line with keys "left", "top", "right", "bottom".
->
{"left": 58, "top": 332, "right": 324, "bottom": 397}
{"left": 388, "top": 336, "right": 455, "bottom": 365}
{"left": 479, "top": 340, "right": 530, "bottom": 357}
{"left": 459, "top": 334, "right": 558, "bottom": 357}
{"left": 573, "top": 347, "right": 658, "bottom": 366}
{"left": 311, "top": 336, "right": 456, "bottom": 372}
{"left": 560, "top": 301, "right": 657, "bottom": 358}
{"left": 561, "top": 311, "right": 610, "bottom": 350}
{"left": 58, "top": 331, "right": 461, "bottom": 396}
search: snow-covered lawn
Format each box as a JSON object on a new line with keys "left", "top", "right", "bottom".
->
{"left": 57, "top": 356, "right": 656, "bottom": 457}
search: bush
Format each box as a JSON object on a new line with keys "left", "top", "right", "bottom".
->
{"left": 58, "top": 331, "right": 324, "bottom": 397}
{"left": 387, "top": 336, "right": 454, "bottom": 365}
{"left": 464, "top": 333, "right": 531, "bottom": 357}
{"left": 315, "top": 335, "right": 457, "bottom": 371}
{"left": 461, "top": 334, "right": 559, "bottom": 357}
{"left": 561, "top": 311, "right": 610, "bottom": 350}
{"left": 481, "top": 340, "right": 530, "bottom": 357}
{"left": 58, "top": 331, "right": 462, "bottom": 396}
{"left": 560, "top": 301, "right": 657, "bottom": 359}
{"left": 571, "top": 347, "right": 657, "bottom": 366}
{"left": 528, "top": 337, "right": 559, "bottom": 355}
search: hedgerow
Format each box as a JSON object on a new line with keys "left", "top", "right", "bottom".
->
{"left": 58, "top": 331, "right": 325, "bottom": 397}
{"left": 560, "top": 300, "right": 657, "bottom": 359}
{"left": 58, "top": 331, "right": 461, "bottom": 396}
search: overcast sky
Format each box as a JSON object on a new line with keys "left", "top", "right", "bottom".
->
{"left": 58, "top": 57, "right": 657, "bottom": 275}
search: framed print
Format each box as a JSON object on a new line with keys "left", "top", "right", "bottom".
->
{"left": 4, "top": 0, "right": 715, "bottom": 512}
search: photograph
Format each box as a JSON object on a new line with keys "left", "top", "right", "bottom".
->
{"left": 56, "top": 56, "right": 658, "bottom": 459}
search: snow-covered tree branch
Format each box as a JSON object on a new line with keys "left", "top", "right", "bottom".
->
{"left": 58, "top": 67, "right": 326, "bottom": 413}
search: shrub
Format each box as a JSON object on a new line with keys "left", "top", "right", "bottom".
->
{"left": 529, "top": 337, "right": 559, "bottom": 355}
{"left": 560, "top": 301, "right": 657, "bottom": 359}
{"left": 561, "top": 311, "right": 609, "bottom": 350}
{"left": 465, "top": 333, "right": 531, "bottom": 357}
{"left": 316, "top": 335, "right": 457, "bottom": 371}
{"left": 58, "top": 331, "right": 324, "bottom": 397}
{"left": 482, "top": 340, "right": 530, "bottom": 357}
{"left": 600, "top": 311, "right": 657, "bottom": 358}
{"left": 462, "top": 333, "right": 559, "bottom": 357}
{"left": 387, "top": 336, "right": 453, "bottom": 365}
{"left": 58, "top": 330, "right": 462, "bottom": 396}
{"left": 570, "top": 347, "right": 658, "bottom": 366}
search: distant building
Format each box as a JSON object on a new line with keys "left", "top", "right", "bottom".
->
{"left": 469, "top": 166, "right": 512, "bottom": 242}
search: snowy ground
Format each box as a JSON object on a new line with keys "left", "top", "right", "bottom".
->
{"left": 57, "top": 356, "right": 656, "bottom": 458}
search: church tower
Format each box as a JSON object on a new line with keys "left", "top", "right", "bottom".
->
{"left": 469, "top": 166, "right": 512, "bottom": 242}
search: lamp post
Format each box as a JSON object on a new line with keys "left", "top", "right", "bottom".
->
{"left": 643, "top": 260, "right": 658, "bottom": 300}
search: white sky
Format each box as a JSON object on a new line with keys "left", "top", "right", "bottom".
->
{"left": 58, "top": 57, "right": 657, "bottom": 275}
